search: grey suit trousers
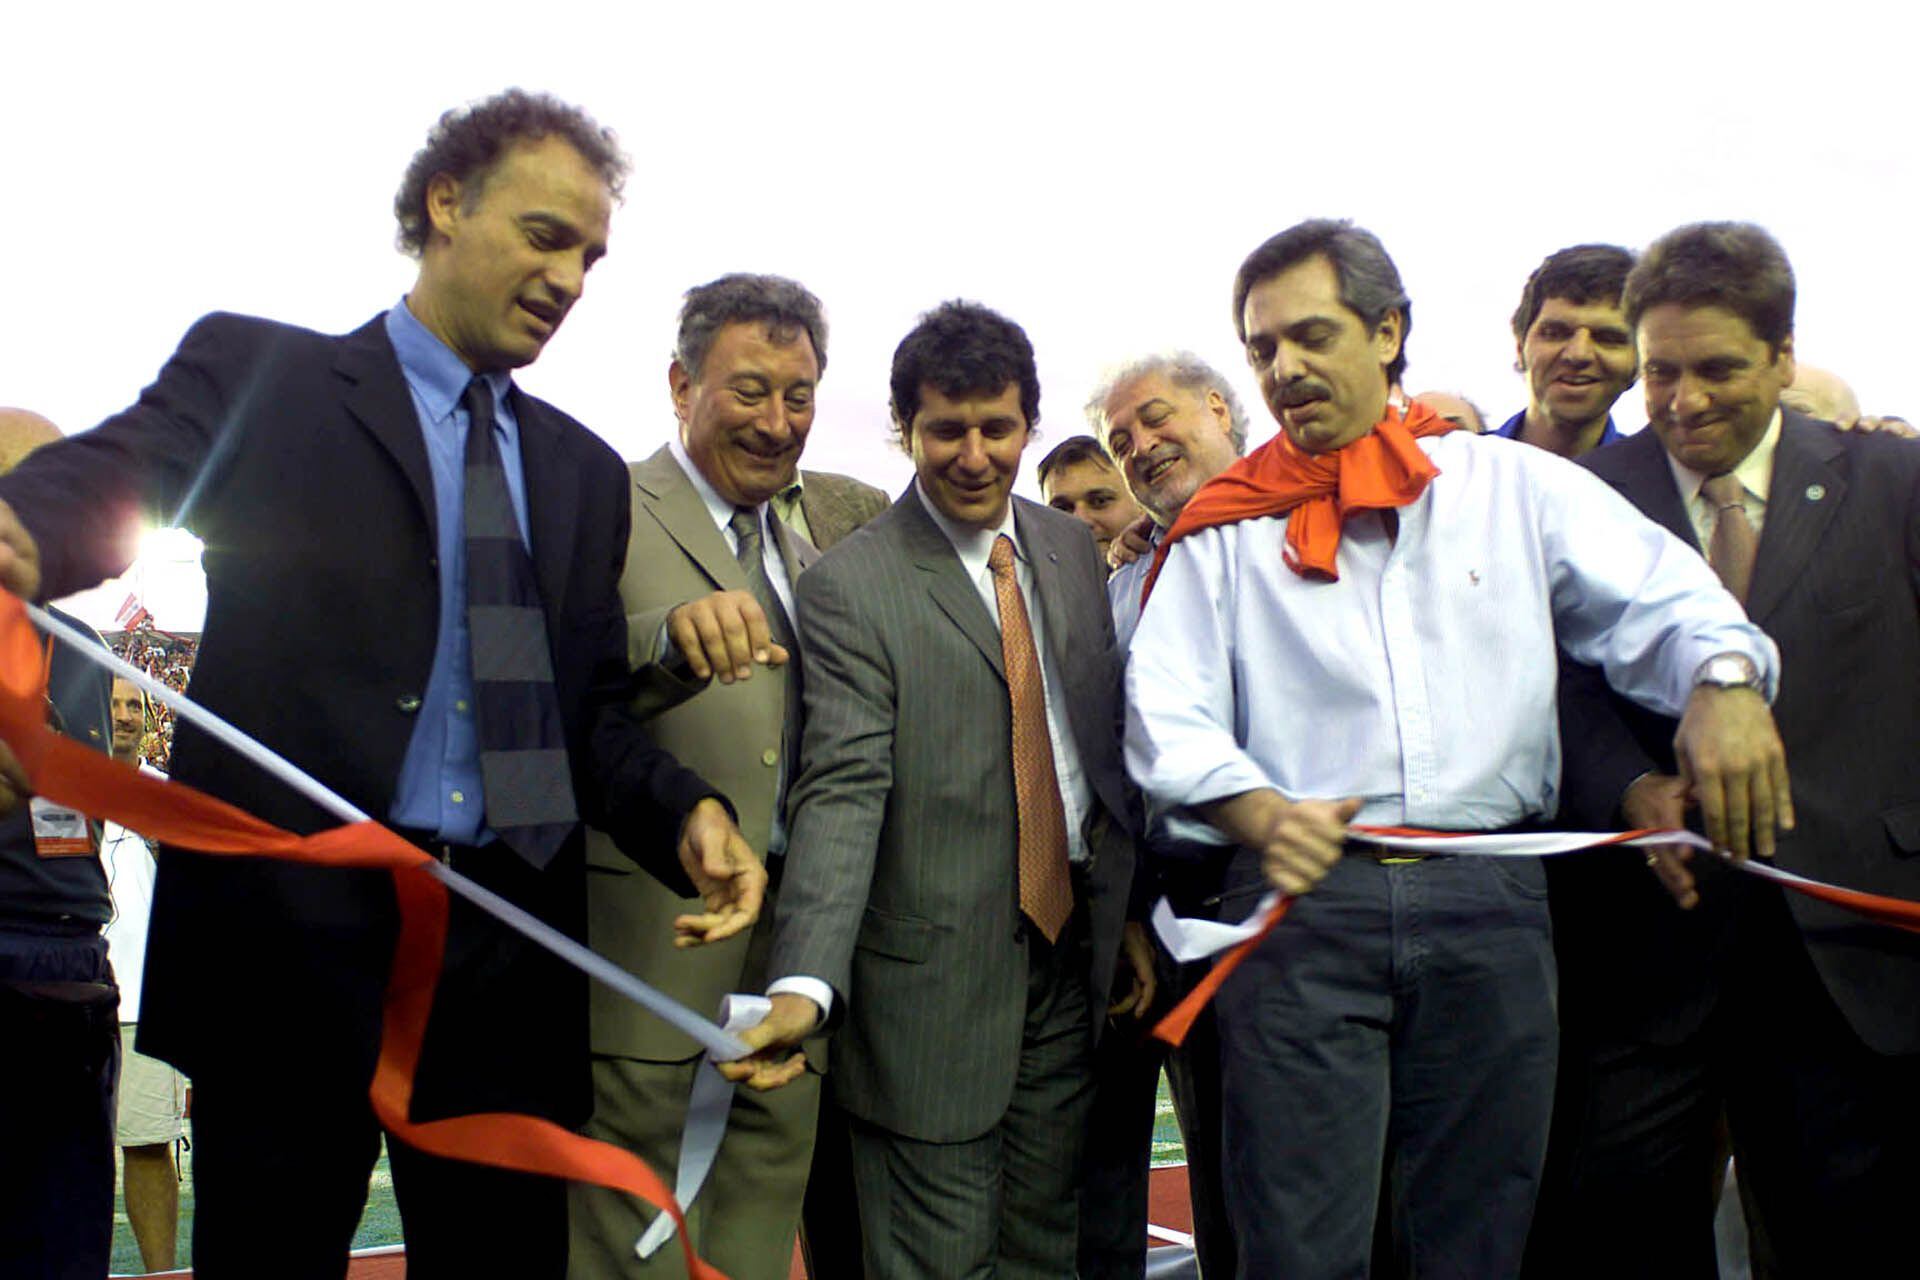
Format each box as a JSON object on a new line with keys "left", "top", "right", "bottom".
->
{"left": 847, "top": 919, "right": 1096, "bottom": 1279}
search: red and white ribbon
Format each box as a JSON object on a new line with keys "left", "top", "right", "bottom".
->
{"left": 1150, "top": 824, "right": 1920, "bottom": 1047}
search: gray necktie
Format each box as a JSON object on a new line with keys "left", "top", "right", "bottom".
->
{"left": 728, "top": 506, "right": 803, "bottom": 788}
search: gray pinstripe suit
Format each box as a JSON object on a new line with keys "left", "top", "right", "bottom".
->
{"left": 769, "top": 484, "right": 1139, "bottom": 1274}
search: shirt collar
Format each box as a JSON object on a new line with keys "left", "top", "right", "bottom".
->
{"left": 1494, "top": 408, "right": 1621, "bottom": 450}
{"left": 384, "top": 298, "right": 511, "bottom": 422}
{"left": 1665, "top": 407, "right": 1783, "bottom": 508}
{"left": 666, "top": 434, "right": 768, "bottom": 537}
{"left": 914, "top": 480, "right": 1024, "bottom": 578}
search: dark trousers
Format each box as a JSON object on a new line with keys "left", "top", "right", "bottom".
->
{"left": 0, "top": 924, "right": 118, "bottom": 1280}
{"left": 187, "top": 838, "right": 579, "bottom": 1279}
{"left": 1527, "top": 879, "right": 1920, "bottom": 1278}
{"left": 1077, "top": 954, "right": 1235, "bottom": 1280}
{"left": 848, "top": 916, "right": 1095, "bottom": 1279}
{"left": 1214, "top": 853, "right": 1557, "bottom": 1280}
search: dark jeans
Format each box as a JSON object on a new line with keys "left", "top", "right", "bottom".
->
{"left": 1213, "top": 853, "right": 1557, "bottom": 1280}
{"left": 0, "top": 922, "right": 119, "bottom": 1280}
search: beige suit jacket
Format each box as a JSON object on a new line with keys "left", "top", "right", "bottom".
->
{"left": 585, "top": 444, "right": 818, "bottom": 1061}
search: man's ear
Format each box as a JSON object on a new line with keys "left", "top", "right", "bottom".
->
{"left": 424, "top": 171, "right": 465, "bottom": 245}
{"left": 1374, "top": 309, "right": 1406, "bottom": 370}
{"left": 669, "top": 359, "right": 694, "bottom": 429}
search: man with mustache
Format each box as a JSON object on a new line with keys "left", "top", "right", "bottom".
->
{"left": 1125, "top": 219, "right": 1791, "bottom": 1277}
{"left": 0, "top": 92, "right": 762, "bottom": 1278}
{"left": 1078, "top": 352, "right": 1248, "bottom": 1279}
{"left": 1537, "top": 222, "right": 1920, "bottom": 1277}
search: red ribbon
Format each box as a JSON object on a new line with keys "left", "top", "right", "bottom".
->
{"left": 0, "top": 592, "right": 728, "bottom": 1280}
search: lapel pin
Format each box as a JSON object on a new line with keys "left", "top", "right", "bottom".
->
{"left": 1805, "top": 484, "right": 1826, "bottom": 502}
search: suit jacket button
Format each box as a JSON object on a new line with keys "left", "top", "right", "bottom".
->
{"left": 395, "top": 695, "right": 423, "bottom": 714}
{"left": 761, "top": 748, "right": 778, "bottom": 767}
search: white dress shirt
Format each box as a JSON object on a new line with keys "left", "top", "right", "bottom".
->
{"left": 102, "top": 761, "right": 166, "bottom": 1021}
{"left": 1107, "top": 523, "right": 1164, "bottom": 650}
{"left": 1666, "top": 409, "right": 1781, "bottom": 548}
{"left": 1126, "top": 431, "right": 1779, "bottom": 840}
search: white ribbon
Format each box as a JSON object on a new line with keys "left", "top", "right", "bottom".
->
{"left": 26, "top": 601, "right": 752, "bottom": 1061}
{"left": 634, "top": 993, "right": 772, "bottom": 1258}
{"left": 1153, "top": 827, "right": 1715, "bottom": 962}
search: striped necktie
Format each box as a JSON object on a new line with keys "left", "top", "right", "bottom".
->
{"left": 462, "top": 378, "right": 577, "bottom": 867}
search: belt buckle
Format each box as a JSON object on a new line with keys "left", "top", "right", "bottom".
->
{"left": 1348, "top": 840, "right": 1424, "bottom": 865}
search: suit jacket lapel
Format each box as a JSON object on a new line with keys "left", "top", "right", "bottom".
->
{"left": 334, "top": 316, "right": 436, "bottom": 541}
{"left": 511, "top": 390, "right": 579, "bottom": 611}
{"left": 901, "top": 488, "right": 1005, "bottom": 679}
{"left": 1017, "top": 503, "right": 1079, "bottom": 697}
{"left": 1746, "top": 414, "right": 1845, "bottom": 627}
{"left": 633, "top": 447, "right": 747, "bottom": 592}
{"left": 1618, "top": 429, "right": 1701, "bottom": 551}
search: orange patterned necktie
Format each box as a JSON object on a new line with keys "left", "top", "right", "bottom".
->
{"left": 987, "top": 534, "right": 1074, "bottom": 943}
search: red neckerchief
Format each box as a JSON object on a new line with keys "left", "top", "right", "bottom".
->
{"left": 1141, "top": 399, "right": 1455, "bottom": 601}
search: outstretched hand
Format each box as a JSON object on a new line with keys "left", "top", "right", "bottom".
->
{"left": 716, "top": 992, "right": 820, "bottom": 1091}
{"left": 672, "top": 798, "right": 766, "bottom": 946}
{"left": 666, "top": 590, "right": 789, "bottom": 685}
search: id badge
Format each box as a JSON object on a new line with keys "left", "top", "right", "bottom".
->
{"left": 30, "top": 796, "right": 97, "bottom": 857}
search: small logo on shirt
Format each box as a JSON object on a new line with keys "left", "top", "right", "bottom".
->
{"left": 1468, "top": 570, "right": 1481, "bottom": 586}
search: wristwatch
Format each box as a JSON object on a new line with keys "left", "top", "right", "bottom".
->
{"left": 1693, "top": 652, "right": 1762, "bottom": 691}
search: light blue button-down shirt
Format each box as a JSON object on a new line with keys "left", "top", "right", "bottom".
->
{"left": 384, "top": 300, "right": 532, "bottom": 844}
{"left": 1126, "top": 432, "right": 1778, "bottom": 843}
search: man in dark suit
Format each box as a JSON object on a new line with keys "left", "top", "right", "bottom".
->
{"left": 1539, "top": 222, "right": 1920, "bottom": 1276}
{"left": 0, "top": 91, "right": 762, "bottom": 1280}
{"left": 727, "top": 301, "right": 1148, "bottom": 1277}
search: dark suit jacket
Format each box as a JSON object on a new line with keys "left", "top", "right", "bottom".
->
{"left": 769, "top": 488, "right": 1141, "bottom": 1143}
{"left": 0, "top": 312, "right": 719, "bottom": 1121}
{"left": 1555, "top": 413, "right": 1920, "bottom": 1055}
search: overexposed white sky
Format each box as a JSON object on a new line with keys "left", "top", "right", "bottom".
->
{"left": 8, "top": 0, "right": 1916, "bottom": 629}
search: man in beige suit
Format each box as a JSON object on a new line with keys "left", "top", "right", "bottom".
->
{"left": 570, "top": 274, "right": 835, "bottom": 1279}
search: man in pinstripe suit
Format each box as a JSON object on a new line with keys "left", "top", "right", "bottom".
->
{"left": 726, "top": 301, "right": 1147, "bottom": 1277}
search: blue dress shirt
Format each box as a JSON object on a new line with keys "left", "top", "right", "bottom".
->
{"left": 383, "top": 300, "right": 532, "bottom": 844}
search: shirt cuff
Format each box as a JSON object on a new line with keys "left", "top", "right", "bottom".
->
{"left": 767, "top": 975, "right": 833, "bottom": 1024}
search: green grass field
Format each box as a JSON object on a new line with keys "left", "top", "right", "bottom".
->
{"left": 110, "top": 1077, "right": 1190, "bottom": 1273}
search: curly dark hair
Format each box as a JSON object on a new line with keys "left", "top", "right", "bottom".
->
{"left": 1232, "top": 219, "right": 1413, "bottom": 387}
{"left": 889, "top": 301, "right": 1041, "bottom": 444}
{"left": 1509, "top": 244, "right": 1635, "bottom": 342}
{"left": 393, "top": 88, "right": 629, "bottom": 258}
{"left": 1624, "top": 222, "right": 1796, "bottom": 353}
